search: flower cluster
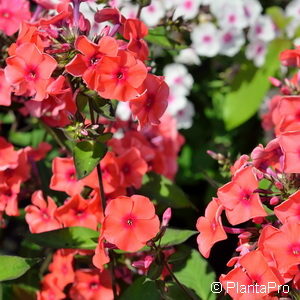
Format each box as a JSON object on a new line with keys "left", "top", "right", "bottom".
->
{"left": 113, "top": 0, "right": 300, "bottom": 67}
{"left": 196, "top": 47, "right": 300, "bottom": 299}
{"left": 0, "top": 0, "right": 188, "bottom": 298}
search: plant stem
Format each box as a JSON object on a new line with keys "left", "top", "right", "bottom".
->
{"left": 163, "top": 261, "right": 198, "bottom": 300}
{"left": 88, "top": 99, "right": 106, "bottom": 210}
{"left": 88, "top": 99, "right": 116, "bottom": 297}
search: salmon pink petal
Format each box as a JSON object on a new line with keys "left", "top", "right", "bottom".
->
{"left": 75, "top": 35, "right": 98, "bottom": 57}
{"left": 131, "top": 195, "right": 156, "bottom": 219}
{"left": 5, "top": 56, "right": 26, "bottom": 83}
{"left": 15, "top": 43, "right": 43, "bottom": 66}
{"left": 133, "top": 217, "right": 160, "bottom": 243}
{"left": 65, "top": 54, "right": 88, "bottom": 76}
{"left": 105, "top": 196, "right": 133, "bottom": 217}
{"left": 103, "top": 215, "right": 145, "bottom": 252}
{"left": 98, "top": 36, "right": 118, "bottom": 56}
{"left": 38, "top": 54, "right": 57, "bottom": 79}
{"left": 126, "top": 60, "right": 147, "bottom": 88}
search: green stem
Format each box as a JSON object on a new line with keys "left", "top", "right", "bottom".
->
{"left": 163, "top": 261, "right": 198, "bottom": 300}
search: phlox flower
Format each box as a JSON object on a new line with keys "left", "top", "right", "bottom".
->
{"left": 285, "top": 0, "right": 300, "bottom": 20}
{"left": 96, "top": 50, "right": 148, "bottom": 102}
{"left": 84, "top": 152, "right": 122, "bottom": 195}
{"left": 245, "top": 39, "right": 267, "bottom": 67}
{"left": 120, "top": 3, "right": 138, "bottom": 19}
{"left": 276, "top": 96, "right": 300, "bottom": 133}
{"left": 220, "top": 250, "right": 284, "bottom": 299}
{"left": 0, "top": 137, "right": 19, "bottom": 171}
{"left": 5, "top": 43, "right": 57, "bottom": 101}
{"left": 279, "top": 131, "right": 300, "bottom": 173}
{"left": 55, "top": 194, "right": 99, "bottom": 230}
{"left": 123, "top": 18, "right": 149, "bottom": 61}
{"left": 65, "top": 35, "right": 118, "bottom": 90}
{"left": 116, "top": 147, "right": 147, "bottom": 189}
{"left": 251, "top": 138, "right": 283, "bottom": 172}
{"left": 174, "top": 101, "right": 195, "bottom": 130}
{"left": 219, "top": 28, "right": 245, "bottom": 57}
{"left": 103, "top": 195, "right": 160, "bottom": 252}
{"left": 24, "top": 75, "right": 76, "bottom": 127}
{"left": 37, "top": 273, "right": 66, "bottom": 300}
{"left": 211, "top": 0, "right": 247, "bottom": 30}
{"left": 48, "top": 250, "right": 75, "bottom": 290}
{"left": 248, "top": 15, "right": 276, "bottom": 43}
{"left": 230, "top": 155, "right": 249, "bottom": 175}
{"left": 70, "top": 269, "right": 113, "bottom": 300}
{"left": 172, "top": 0, "right": 202, "bottom": 21}
{"left": 0, "top": 69, "right": 12, "bottom": 106}
{"left": 275, "top": 190, "right": 300, "bottom": 223}
{"left": 50, "top": 157, "right": 85, "bottom": 196}
{"left": 163, "top": 63, "right": 193, "bottom": 97}
{"left": 217, "top": 166, "right": 267, "bottom": 225}
{"left": 130, "top": 74, "right": 169, "bottom": 128}
{"left": 285, "top": 0, "right": 300, "bottom": 38}
{"left": 92, "top": 230, "right": 110, "bottom": 271}
{"left": 259, "top": 221, "right": 300, "bottom": 274}
{"left": 196, "top": 198, "right": 227, "bottom": 258}
{"left": 175, "top": 48, "right": 201, "bottom": 66}
{"left": 25, "top": 190, "right": 61, "bottom": 233}
{"left": 280, "top": 47, "right": 300, "bottom": 67}
{"left": 7, "top": 22, "right": 46, "bottom": 56}
{"left": 140, "top": 0, "right": 165, "bottom": 27}
{"left": 191, "top": 22, "right": 220, "bottom": 57}
{"left": 0, "top": 0, "right": 30, "bottom": 36}
{"left": 166, "top": 90, "right": 188, "bottom": 116}
{"left": 115, "top": 101, "right": 132, "bottom": 121}
{"left": 241, "top": 0, "right": 262, "bottom": 26}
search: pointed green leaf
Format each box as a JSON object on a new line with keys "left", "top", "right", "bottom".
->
{"left": 223, "top": 38, "right": 291, "bottom": 130}
{"left": 173, "top": 249, "right": 216, "bottom": 300}
{"left": 159, "top": 228, "right": 197, "bottom": 247}
{"left": 120, "top": 276, "right": 161, "bottom": 300}
{"left": 0, "top": 256, "right": 40, "bottom": 282}
{"left": 74, "top": 140, "right": 107, "bottom": 179}
{"left": 26, "top": 227, "right": 99, "bottom": 250}
{"left": 140, "top": 172, "right": 196, "bottom": 210}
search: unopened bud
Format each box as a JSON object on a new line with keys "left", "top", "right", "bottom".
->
{"left": 252, "top": 217, "right": 264, "bottom": 224}
{"left": 270, "top": 196, "right": 280, "bottom": 205}
{"left": 275, "top": 181, "right": 284, "bottom": 190}
{"left": 268, "top": 77, "right": 281, "bottom": 87}
{"left": 162, "top": 208, "right": 171, "bottom": 227}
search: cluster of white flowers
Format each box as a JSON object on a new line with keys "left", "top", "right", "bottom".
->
{"left": 82, "top": 0, "right": 300, "bottom": 129}
{"left": 109, "top": 0, "right": 300, "bottom": 68}
{"left": 163, "top": 63, "right": 195, "bottom": 129}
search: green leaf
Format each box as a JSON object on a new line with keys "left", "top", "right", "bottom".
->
{"left": 76, "top": 93, "right": 88, "bottom": 111}
{"left": 120, "top": 276, "right": 161, "bottom": 300}
{"left": 140, "top": 173, "right": 196, "bottom": 211}
{"left": 223, "top": 38, "right": 291, "bottom": 130}
{"left": 147, "top": 261, "right": 164, "bottom": 280}
{"left": 165, "top": 282, "right": 199, "bottom": 300}
{"left": 91, "top": 98, "right": 115, "bottom": 120}
{"left": 0, "top": 256, "right": 40, "bottom": 282}
{"left": 145, "top": 27, "right": 186, "bottom": 50}
{"left": 26, "top": 227, "right": 99, "bottom": 250}
{"left": 266, "top": 6, "right": 291, "bottom": 30}
{"left": 74, "top": 140, "right": 107, "bottom": 179}
{"left": 159, "top": 228, "right": 197, "bottom": 248}
{"left": 173, "top": 249, "right": 216, "bottom": 300}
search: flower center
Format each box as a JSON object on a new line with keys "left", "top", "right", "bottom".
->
{"left": 122, "top": 163, "right": 131, "bottom": 174}
{"left": 202, "top": 35, "right": 212, "bottom": 43}
{"left": 1, "top": 11, "right": 10, "bottom": 18}
{"left": 116, "top": 72, "right": 123, "bottom": 79}
{"left": 89, "top": 281, "right": 99, "bottom": 290}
